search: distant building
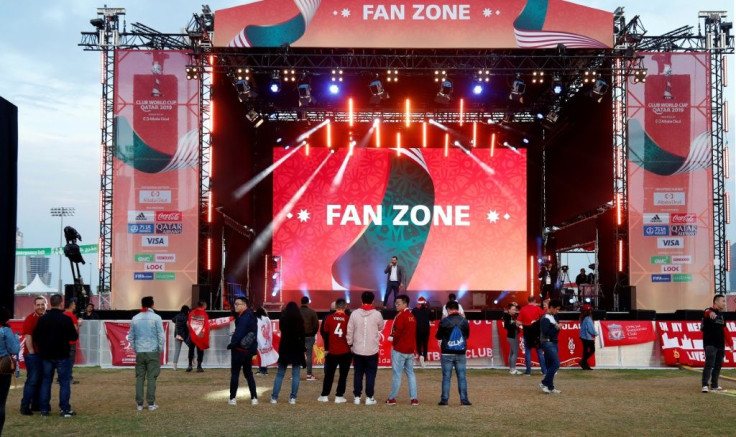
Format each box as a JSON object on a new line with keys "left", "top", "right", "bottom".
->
{"left": 27, "top": 256, "right": 52, "bottom": 287}
{"left": 15, "top": 228, "right": 24, "bottom": 285}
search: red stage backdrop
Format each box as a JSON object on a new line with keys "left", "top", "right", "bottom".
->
{"left": 657, "top": 320, "right": 736, "bottom": 367}
{"left": 496, "top": 320, "right": 589, "bottom": 368}
{"left": 627, "top": 53, "right": 713, "bottom": 311}
{"left": 104, "top": 321, "right": 170, "bottom": 366}
{"left": 214, "top": 0, "right": 612, "bottom": 49}
{"left": 112, "top": 50, "right": 200, "bottom": 310}
{"left": 272, "top": 148, "right": 527, "bottom": 307}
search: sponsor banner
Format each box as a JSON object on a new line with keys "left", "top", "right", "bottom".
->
{"left": 673, "top": 274, "right": 692, "bottom": 282}
{"left": 143, "top": 263, "right": 166, "bottom": 272}
{"left": 134, "top": 272, "right": 154, "bottom": 280}
{"left": 128, "top": 211, "right": 155, "bottom": 222}
{"left": 155, "top": 272, "right": 176, "bottom": 280}
{"left": 643, "top": 213, "right": 670, "bottom": 224}
{"left": 213, "top": 0, "right": 613, "bottom": 49}
{"left": 141, "top": 236, "right": 169, "bottom": 247}
{"left": 155, "top": 223, "right": 183, "bottom": 234}
{"left": 104, "top": 321, "right": 169, "bottom": 366}
{"left": 643, "top": 225, "right": 669, "bottom": 237}
{"left": 127, "top": 223, "right": 154, "bottom": 234}
{"left": 661, "top": 264, "right": 682, "bottom": 274}
{"left": 156, "top": 211, "right": 182, "bottom": 222}
{"left": 135, "top": 254, "right": 154, "bottom": 262}
{"left": 139, "top": 190, "right": 171, "bottom": 204}
{"left": 671, "top": 213, "right": 696, "bottom": 224}
{"left": 15, "top": 244, "right": 98, "bottom": 256}
{"left": 653, "top": 191, "right": 686, "bottom": 206}
{"left": 657, "top": 321, "right": 736, "bottom": 367}
{"left": 155, "top": 254, "right": 176, "bottom": 263}
{"left": 651, "top": 274, "right": 671, "bottom": 282}
{"left": 599, "top": 321, "right": 657, "bottom": 347}
{"left": 650, "top": 256, "right": 671, "bottom": 264}
{"left": 496, "top": 321, "right": 589, "bottom": 368}
{"left": 670, "top": 225, "right": 697, "bottom": 236}
{"left": 657, "top": 237, "right": 683, "bottom": 249}
{"left": 670, "top": 255, "right": 692, "bottom": 264}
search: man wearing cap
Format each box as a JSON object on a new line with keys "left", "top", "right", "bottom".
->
{"left": 412, "top": 297, "right": 432, "bottom": 367}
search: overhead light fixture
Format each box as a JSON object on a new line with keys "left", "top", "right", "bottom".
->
{"left": 269, "top": 70, "right": 281, "bottom": 93}
{"left": 235, "top": 68, "right": 250, "bottom": 81}
{"left": 633, "top": 69, "right": 647, "bottom": 83}
{"left": 369, "top": 79, "right": 389, "bottom": 104}
{"left": 283, "top": 69, "right": 296, "bottom": 82}
{"left": 583, "top": 70, "right": 597, "bottom": 84}
{"left": 509, "top": 75, "right": 525, "bottom": 103}
{"left": 236, "top": 80, "right": 256, "bottom": 102}
{"left": 331, "top": 69, "right": 343, "bottom": 82}
{"left": 552, "top": 73, "right": 563, "bottom": 94}
{"left": 386, "top": 70, "right": 399, "bottom": 82}
{"left": 591, "top": 79, "right": 609, "bottom": 103}
{"left": 472, "top": 84, "right": 483, "bottom": 95}
{"left": 185, "top": 65, "right": 201, "bottom": 80}
{"left": 434, "top": 79, "right": 453, "bottom": 105}
{"left": 298, "top": 83, "right": 313, "bottom": 106}
{"left": 531, "top": 71, "right": 544, "bottom": 84}
{"left": 246, "top": 109, "right": 264, "bottom": 128}
{"left": 434, "top": 70, "right": 447, "bottom": 83}
{"left": 329, "top": 83, "right": 340, "bottom": 94}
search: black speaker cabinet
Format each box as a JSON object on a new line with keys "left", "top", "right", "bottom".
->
{"left": 192, "top": 284, "right": 212, "bottom": 308}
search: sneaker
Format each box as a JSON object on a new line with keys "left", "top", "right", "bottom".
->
{"left": 270, "top": 398, "right": 278, "bottom": 404}
{"left": 173, "top": 364, "right": 178, "bottom": 371}
{"left": 20, "top": 407, "right": 33, "bottom": 416}
{"left": 353, "top": 397, "right": 361, "bottom": 405}
{"left": 186, "top": 366, "right": 193, "bottom": 372}
{"left": 523, "top": 372, "right": 531, "bottom": 376}
{"left": 385, "top": 398, "right": 397, "bottom": 406}
{"left": 461, "top": 400, "right": 472, "bottom": 406}
{"left": 410, "top": 399, "right": 419, "bottom": 406}
{"left": 419, "top": 356, "right": 425, "bottom": 368}
{"left": 251, "top": 398, "right": 259, "bottom": 405}
{"left": 228, "top": 398, "right": 237, "bottom": 406}
{"left": 136, "top": 405, "right": 144, "bottom": 411}
{"left": 148, "top": 404, "right": 159, "bottom": 411}
{"left": 317, "top": 396, "right": 329, "bottom": 402}
{"left": 60, "top": 410, "right": 77, "bottom": 418}
{"left": 335, "top": 396, "right": 347, "bottom": 404}
{"left": 365, "top": 397, "right": 377, "bottom": 405}
{"left": 288, "top": 398, "right": 296, "bottom": 405}
{"left": 539, "top": 382, "right": 546, "bottom": 390}
{"left": 542, "top": 386, "right": 561, "bottom": 394}
{"left": 711, "top": 386, "right": 727, "bottom": 392}
{"left": 197, "top": 367, "right": 204, "bottom": 373}
{"left": 72, "top": 380, "right": 80, "bottom": 385}
{"left": 40, "top": 412, "right": 50, "bottom": 418}
{"left": 437, "top": 401, "right": 448, "bottom": 406}
{"left": 255, "top": 371, "right": 264, "bottom": 376}
{"left": 306, "top": 374, "right": 317, "bottom": 381}
{"left": 702, "top": 386, "right": 709, "bottom": 393}
{"left": 510, "top": 369, "right": 522, "bottom": 375}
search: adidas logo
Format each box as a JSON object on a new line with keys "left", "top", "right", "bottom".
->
{"left": 136, "top": 212, "right": 147, "bottom": 220}
{"left": 650, "top": 215, "right": 662, "bottom": 223}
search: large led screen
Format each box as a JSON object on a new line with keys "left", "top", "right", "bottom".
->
{"left": 272, "top": 147, "right": 527, "bottom": 293}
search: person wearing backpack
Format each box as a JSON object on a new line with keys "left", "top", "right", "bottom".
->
{"left": 435, "top": 301, "right": 471, "bottom": 406}
{"left": 227, "top": 297, "right": 258, "bottom": 405}
{"left": 701, "top": 294, "right": 727, "bottom": 393}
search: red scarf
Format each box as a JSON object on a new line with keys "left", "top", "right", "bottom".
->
{"left": 360, "top": 304, "right": 375, "bottom": 311}
{"left": 188, "top": 307, "right": 210, "bottom": 350}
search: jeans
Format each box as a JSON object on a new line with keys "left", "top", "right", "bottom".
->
{"left": 508, "top": 334, "right": 519, "bottom": 370}
{"left": 230, "top": 350, "right": 257, "bottom": 400}
{"left": 702, "top": 345, "right": 725, "bottom": 388}
{"left": 68, "top": 344, "right": 76, "bottom": 381}
{"left": 540, "top": 342, "right": 560, "bottom": 390}
{"left": 388, "top": 350, "right": 417, "bottom": 400}
{"left": 321, "top": 352, "right": 352, "bottom": 397}
{"left": 188, "top": 345, "right": 204, "bottom": 368}
{"left": 416, "top": 330, "right": 429, "bottom": 360}
{"left": 272, "top": 362, "right": 301, "bottom": 400}
{"left": 41, "top": 358, "right": 72, "bottom": 413}
{"left": 173, "top": 339, "right": 184, "bottom": 366}
{"left": 304, "top": 336, "right": 316, "bottom": 375}
{"left": 524, "top": 345, "right": 547, "bottom": 375}
{"left": 352, "top": 353, "right": 378, "bottom": 398}
{"left": 580, "top": 339, "right": 595, "bottom": 369}
{"left": 440, "top": 354, "right": 468, "bottom": 403}
{"left": 0, "top": 374, "right": 10, "bottom": 433}
{"left": 21, "top": 353, "right": 42, "bottom": 410}
{"left": 383, "top": 282, "right": 400, "bottom": 306}
{"left": 135, "top": 352, "right": 161, "bottom": 406}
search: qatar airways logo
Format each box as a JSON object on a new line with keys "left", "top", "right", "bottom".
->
{"left": 326, "top": 205, "right": 470, "bottom": 226}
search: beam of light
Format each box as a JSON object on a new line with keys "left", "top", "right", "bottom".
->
{"left": 422, "top": 121, "right": 427, "bottom": 148}
{"left": 618, "top": 239, "right": 624, "bottom": 272}
{"left": 305, "top": 141, "right": 310, "bottom": 156}
{"left": 207, "top": 191, "right": 213, "bottom": 223}
{"left": 241, "top": 154, "right": 332, "bottom": 268}
{"left": 233, "top": 142, "right": 306, "bottom": 199}
{"left": 502, "top": 141, "right": 521, "bottom": 155}
{"left": 374, "top": 119, "right": 380, "bottom": 147}
{"left": 530, "top": 255, "right": 535, "bottom": 297}
{"left": 490, "top": 132, "right": 496, "bottom": 157}
{"left": 444, "top": 133, "right": 449, "bottom": 157}
{"left": 297, "top": 119, "right": 330, "bottom": 143}
{"left": 330, "top": 150, "right": 352, "bottom": 193}
{"left": 459, "top": 98, "right": 464, "bottom": 126}
{"left": 349, "top": 139, "right": 354, "bottom": 156}
{"left": 348, "top": 98, "right": 354, "bottom": 127}
{"left": 405, "top": 99, "right": 411, "bottom": 127}
{"left": 327, "top": 120, "right": 332, "bottom": 148}
{"left": 616, "top": 193, "right": 622, "bottom": 226}
{"left": 396, "top": 132, "right": 401, "bottom": 156}
{"left": 455, "top": 141, "right": 495, "bottom": 175}
{"left": 472, "top": 121, "right": 477, "bottom": 148}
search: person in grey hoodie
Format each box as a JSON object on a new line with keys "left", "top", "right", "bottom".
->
{"left": 346, "top": 291, "right": 385, "bottom": 405}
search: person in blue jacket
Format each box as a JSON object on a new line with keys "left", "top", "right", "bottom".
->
{"left": 539, "top": 300, "right": 562, "bottom": 394}
{"left": 227, "top": 297, "right": 259, "bottom": 405}
{"left": 0, "top": 307, "right": 20, "bottom": 433}
{"left": 579, "top": 304, "right": 599, "bottom": 370}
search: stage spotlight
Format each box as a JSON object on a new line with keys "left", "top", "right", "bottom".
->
{"left": 434, "top": 70, "right": 448, "bottom": 83}
{"left": 493, "top": 299, "right": 499, "bottom": 305}
{"left": 185, "top": 65, "right": 201, "bottom": 80}
{"left": 591, "top": 78, "right": 609, "bottom": 102}
{"left": 298, "top": 83, "right": 313, "bottom": 106}
{"left": 331, "top": 69, "right": 344, "bottom": 84}
{"left": 434, "top": 79, "right": 453, "bottom": 105}
{"left": 269, "top": 70, "right": 281, "bottom": 93}
{"left": 552, "top": 73, "right": 563, "bottom": 94}
{"left": 545, "top": 110, "right": 559, "bottom": 124}
{"left": 472, "top": 84, "right": 483, "bottom": 95}
{"left": 584, "top": 297, "right": 591, "bottom": 303}
{"left": 633, "top": 69, "right": 648, "bottom": 83}
{"left": 531, "top": 71, "right": 544, "bottom": 84}
{"left": 369, "top": 79, "right": 389, "bottom": 104}
{"left": 509, "top": 75, "right": 525, "bottom": 103}
{"left": 329, "top": 83, "right": 340, "bottom": 94}
{"left": 536, "top": 112, "right": 544, "bottom": 120}
{"left": 236, "top": 68, "right": 250, "bottom": 81}
{"left": 245, "top": 109, "right": 264, "bottom": 128}
{"left": 523, "top": 138, "right": 529, "bottom": 144}
{"left": 583, "top": 70, "right": 597, "bottom": 84}
{"left": 283, "top": 69, "right": 296, "bottom": 82}
{"left": 553, "top": 84, "right": 563, "bottom": 94}
{"left": 236, "top": 80, "right": 256, "bottom": 102}
{"left": 386, "top": 69, "right": 399, "bottom": 82}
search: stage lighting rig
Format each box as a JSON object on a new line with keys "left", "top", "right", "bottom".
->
{"left": 434, "top": 70, "right": 448, "bottom": 83}
{"left": 591, "top": 79, "right": 609, "bottom": 102}
{"left": 434, "top": 79, "right": 453, "bottom": 105}
{"left": 632, "top": 69, "right": 647, "bottom": 83}
{"left": 235, "top": 68, "right": 250, "bottom": 81}
{"left": 236, "top": 80, "right": 256, "bottom": 102}
{"left": 551, "top": 74, "right": 563, "bottom": 94}
{"left": 298, "top": 83, "right": 313, "bottom": 106}
{"left": 369, "top": 79, "right": 389, "bottom": 104}
{"left": 509, "top": 75, "right": 525, "bottom": 103}
{"left": 531, "top": 71, "right": 544, "bottom": 84}
{"left": 185, "top": 64, "right": 201, "bottom": 80}
{"left": 386, "top": 69, "right": 399, "bottom": 83}
{"left": 583, "top": 70, "right": 597, "bottom": 84}
{"left": 269, "top": 70, "right": 282, "bottom": 93}
{"left": 246, "top": 109, "right": 264, "bottom": 128}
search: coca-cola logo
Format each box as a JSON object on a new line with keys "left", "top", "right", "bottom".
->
{"left": 671, "top": 213, "right": 696, "bottom": 224}
{"left": 156, "top": 211, "right": 182, "bottom": 222}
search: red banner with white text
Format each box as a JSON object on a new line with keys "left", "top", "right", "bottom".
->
{"left": 657, "top": 320, "right": 736, "bottom": 367}
{"left": 497, "top": 320, "right": 591, "bottom": 368}
{"left": 600, "top": 321, "right": 657, "bottom": 347}
{"left": 105, "top": 321, "right": 170, "bottom": 366}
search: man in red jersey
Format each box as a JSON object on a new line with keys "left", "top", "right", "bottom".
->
{"left": 20, "top": 296, "right": 46, "bottom": 415}
{"left": 318, "top": 298, "right": 352, "bottom": 403}
{"left": 517, "top": 295, "right": 547, "bottom": 376}
{"left": 386, "top": 295, "right": 418, "bottom": 406}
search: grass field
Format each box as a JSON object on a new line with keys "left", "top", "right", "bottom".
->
{"left": 4, "top": 366, "right": 735, "bottom": 436}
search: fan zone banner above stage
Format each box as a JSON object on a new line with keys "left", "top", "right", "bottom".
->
{"left": 214, "top": 0, "right": 612, "bottom": 48}
{"left": 627, "top": 53, "right": 713, "bottom": 311}
{"left": 112, "top": 50, "right": 200, "bottom": 311}
{"left": 272, "top": 148, "right": 527, "bottom": 297}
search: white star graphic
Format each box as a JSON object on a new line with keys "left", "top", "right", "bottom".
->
{"left": 487, "top": 210, "right": 499, "bottom": 223}
{"left": 297, "top": 209, "right": 311, "bottom": 222}
{"left": 504, "top": 213, "right": 511, "bottom": 220}
{"left": 496, "top": 10, "right": 501, "bottom": 15}
{"left": 341, "top": 8, "right": 351, "bottom": 18}
{"left": 333, "top": 10, "right": 338, "bottom": 16}
{"left": 483, "top": 8, "right": 492, "bottom": 17}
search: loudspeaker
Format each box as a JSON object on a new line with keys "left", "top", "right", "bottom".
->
{"left": 64, "top": 284, "right": 91, "bottom": 310}
{"left": 192, "top": 284, "right": 212, "bottom": 308}
{"left": 618, "top": 286, "right": 635, "bottom": 311}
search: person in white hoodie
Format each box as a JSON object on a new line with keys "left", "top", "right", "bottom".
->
{"left": 347, "top": 291, "right": 385, "bottom": 405}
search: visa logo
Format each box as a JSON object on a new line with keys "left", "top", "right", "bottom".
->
{"left": 657, "top": 237, "right": 683, "bottom": 249}
{"left": 142, "top": 236, "right": 169, "bottom": 247}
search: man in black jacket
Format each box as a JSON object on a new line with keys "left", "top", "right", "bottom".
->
{"left": 227, "top": 298, "right": 259, "bottom": 405}
{"left": 435, "top": 301, "right": 470, "bottom": 406}
{"left": 383, "top": 256, "right": 406, "bottom": 307}
{"left": 701, "top": 294, "right": 727, "bottom": 393}
{"left": 34, "top": 294, "right": 79, "bottom": 417}
{"left": 300, "top": 296, "right": 319, "bottom": 381}
{"left": 412, "top": 297, "right": 432, "bottom": 367}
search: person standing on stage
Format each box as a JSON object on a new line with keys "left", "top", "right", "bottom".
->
{"left": 81, "top": 303, "right": 99, "bottom": 320}
{"left": 270, "top": 302, "right": 306, "bottom": 404}
{"left": 383, "top": 256, "right": 405, "bottom": 307}
{"left": 575, "top": 268, "right": 587, "bottom": 302}
{"left": 412, "top": 297, "right": 432, "bottom": 368}
{"left": 701, "top": 294, "right": 727, "bottom": 393}
{"left": 63, "top": 298, "right": 81, "bottom": 384}
{"left": 518, "top": 295, "right": 547, "bottom": 376}
{"left": 34, "top": 294, "right": 79, "bottom": 417}
{"left": 539, "top": 300, "right": 562, "bottom": 394}
{"left": 436, "top": 301, "right": 471, "bottom": 406}
{"left": 386, "top": 295, "right": 418, "bottom": 406}
{"left": 187, "top": 300, "right": 209, "bottom": 373}
{"left": 318, "top": 298, "right": 352, "bottom": 403}
{"left": 300, "top": 296, "right": 319, "bottom": 381}
{"left": 227, "top": 297, "right": 258, "bottom": 405}
{"left": 20, "top": 296, "right": 46, "bottom": 416}
{"left": 441, "top": 293, "right": 465, "bottom": 318}
{"left": 503, "top": 303, "right": 522, "bottom": 375}
{"left": 347, "top": 291, "right": 384, "bottom": 405}
{"left": 129, "top": 296, "right": 165, "bottom": 411}
{"left": 579, "top": 304, "right": 598, "bottom": 370}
